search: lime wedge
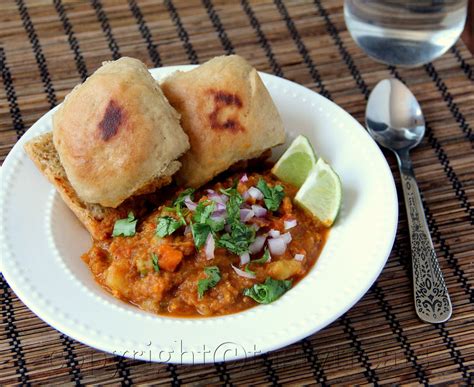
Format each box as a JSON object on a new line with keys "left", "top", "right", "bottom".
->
{"left": 295, "top": 158, "right": 342, "bottom": 227}
{"left": 272, "top": 135, "right": 317, "bottom": 188}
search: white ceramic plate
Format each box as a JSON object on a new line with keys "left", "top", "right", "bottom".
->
{"left": 0, "top": 66, "right": 398, "bottom": 364}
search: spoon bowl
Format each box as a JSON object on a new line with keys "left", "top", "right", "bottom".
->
{"left": 366, "top": 78, "right": 425, "bottom": 151}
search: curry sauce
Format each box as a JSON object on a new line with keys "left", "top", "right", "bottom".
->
{"left": 82, "top": 171, "right": 328, "bottom": 317}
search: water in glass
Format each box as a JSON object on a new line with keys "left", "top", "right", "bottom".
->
{"left": 344, "top": 0, "right": 468, "bottom": 67}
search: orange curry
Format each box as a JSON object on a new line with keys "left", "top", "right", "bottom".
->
{"left": 82, "top": 171, "right": 328, "bottom": 317}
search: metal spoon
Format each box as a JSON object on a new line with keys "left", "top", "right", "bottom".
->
{"left": 366, "top": 78, "right": 452, "bottom": 323}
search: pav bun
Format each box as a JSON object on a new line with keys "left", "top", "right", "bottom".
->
{"left": 53, "top": 57, "right": 189, "bottom": 208}
{"left": 161, "top": 55, "right": 285, "bottom": 188}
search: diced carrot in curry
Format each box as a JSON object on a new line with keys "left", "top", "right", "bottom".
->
{"left": 157, "top": 244, "right": 184, "bottom": 272}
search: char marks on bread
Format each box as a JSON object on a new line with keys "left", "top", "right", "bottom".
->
{"left": 161, "top": 55, "right": 286, "bottom": 188}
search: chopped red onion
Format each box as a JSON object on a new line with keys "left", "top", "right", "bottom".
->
{"left": 268, "top": 229, "right": 281, "bottom": 238}
{"left": 247, "top": 187, "right": 263, "bottom": 200}
{"left": 251, "top": 204, "right": 267, "bottom": 218}
{"left": 184, "top": 196, "right": 197, "bottom": 211}
{"left": 209, "top": 192, "right": 228, "bottom": 205}
{"left": 225, "top": 224, "right": 232, "bottom": 233}
{"left": 268, "top": 237, "right": 287, "bottom": 255}
{"left": 204, "top": 233, "right": 215, "bottom": 260}
{"left": 242, "top": 191, "right": 250, "bottom": 201}
{"left": 207, "top": 189, "right": 216, "bottom": 195}
{"left": 294, "top": 253, "right": 305, "bottom": 261}
{"left": 240, "top": 209, "right": 255, "bottom": 222}
{"left": 215, "top": 202, "right": 226, "bottom": 211}
{"left": 231, "top": 264, "right": 256, "bottom": 279}
{"left": 239, "top": 173, "right": 249, "bottom": 183}
{"left": 184, "top": 225, "right": 191, "bottom": 235}
{"left": 249, "top": 235, "right": 266, "bottom": 254}
{"left": 284, "top": 219, "right": 297, "bottom": 230}
{"left": 239, "top": 252, "right": 250, "bottom": 265}
{"left": 280, "top": 232, "right": 292, "bottom": 245}
{"left": 210, "top": 212, "right": 226, "bottom": 223}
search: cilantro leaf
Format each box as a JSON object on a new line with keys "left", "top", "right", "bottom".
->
{"left": 156, "top": 216, "right": 183, "bottom": 237}
{"left": 218, "top": 222, "right": 255, "bottom": 255}
{"left": 222, "top": 187, "right": 243, "bottom": 224}
{"left": 252, "top": 248, "right": 271, "bottom": 264}
{"left": 257, "top": 179, "right": 285, "bottom": 211}
{"left": 244, "top": 249, "right": 270, "bottom": 275}
{"left": 173, "top": 188, "right": 195, "bottom": 207}
{"left": 191, "top": 222, "right": 212, "bottom": 249}
{"left": 216, "top": 187, "right": 254, "bottom": 255}
{"left": 112, "top": 212, "right": 137, "bottom": 237}
{"left": 193, "top": 201, "right": 215, "bottom": 224}
{"left": 197, "top": 266, "right": 221, "bottom": 299}
{"left": 207, "top": 219, "right": 225, "bottom": 233}
{"left": 151, "top": 253, "right": 160, "bottom": 272}
{"left": 243, "top": 277, "right": 292, "bottom": 304}
{"left": 244, "top": 264, "right": 255, "bottom": 275}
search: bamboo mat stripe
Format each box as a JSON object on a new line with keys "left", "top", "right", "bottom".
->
{"left": 451, "top": 44, "right": 474, "bottom": 80}
{"left": 165, "top": 0, "right": 199, "bottom": 64}
{"left": 423, "top": 62, "right": 473, "bottom": 140}
{"left": 16, "top": 0, "right": 57, "bottom": 110}
{"left": 54, "top": 0, "right": 89, "bottom": 83}
{"left": 0, "top": 275, "right": 29, "bottom": 385}
{"left": 91, "top": 0, "right": 121, "bottom": 60}
{"left": 339, "top": 316, "right": 379, "bottom": 384}
{"left": 0, "top": 48, "right": 25, "bottom": 139}
{"left": 241, "top": 0, "right": 283, "bottom": 78}
{"left": 0, "top": 0, "right": 473, "bottom": 384}
{"left": 60, "top": 333, "right": 82, "bottom": 385}
{"left": 129, "top": 0, "right": 162, "bottom": 68}
{"left": 276, "top": 0, "right": 330, "bottom": 98}
{"left": 203, "top": 0, "right": 236, "bottom": 56}
{"left": 300, "top": 337, "right": 327, "bottom": 384}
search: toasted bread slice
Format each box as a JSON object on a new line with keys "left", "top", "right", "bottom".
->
{"left": 24, "top": 132, "right": 178, "bottom": 240}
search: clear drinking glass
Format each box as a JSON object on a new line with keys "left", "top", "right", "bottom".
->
{"left": 344, "top": 0, "right": 468, "bottom": 67}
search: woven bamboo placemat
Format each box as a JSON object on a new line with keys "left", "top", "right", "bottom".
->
{"left": 1, "top": 0, "right": 473, "bottom": 385}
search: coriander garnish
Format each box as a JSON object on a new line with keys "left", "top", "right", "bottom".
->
{"left": 197, "top": 266, "right": 221, "bottom": 299}
{"left": 243, "top": 277, "right": 292, "bottom": 304}
{"left": 112, "top": 212, "right": 137, "bottom": 237}
{"left": 151, "top": 253, "right": 160, "bottom": 273}
{"left": 257, "top": 179, "right": 285, "bottom": 211}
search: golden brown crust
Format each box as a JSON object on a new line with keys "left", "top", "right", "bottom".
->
{"left": 24, "top": 132, "right": 168, "bottom": 240}
{"left": 161, "top": 55, "right": 286, "bottom": 188}
{"left": 53, "top": 57, "right": 189, "bottom": 208}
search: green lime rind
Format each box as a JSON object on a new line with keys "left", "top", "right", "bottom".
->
{"left": 272, "top": 135, "right": 317, "bottom": 188}
{"left": 294, "top": 158, "right": 342, "bottom": 227}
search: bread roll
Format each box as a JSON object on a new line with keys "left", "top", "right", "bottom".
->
{"left": 161, "top": 55, "right": 285, "bottom": 188}
{"left": 53, "top": 57, "right": 189, "bottom": 208}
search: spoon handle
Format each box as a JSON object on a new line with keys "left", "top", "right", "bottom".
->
{"left": 396, "top": 150, "right": 452, "bottom": 323}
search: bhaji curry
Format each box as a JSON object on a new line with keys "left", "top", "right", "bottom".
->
{"left": 82, "top": 171, "right": 328, "bottom": 317}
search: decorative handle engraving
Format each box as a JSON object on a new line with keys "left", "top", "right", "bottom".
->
{"left": 397, "top": 150, "right": 452, "bottom": 323}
